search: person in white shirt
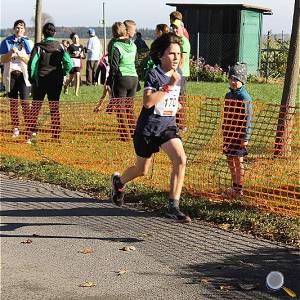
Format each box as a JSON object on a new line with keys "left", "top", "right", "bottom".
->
{"left": 0, "top": 19, "right": 33, "bottom": 138}
{"left": 86, "top": 28, "right": 102, "bottom": 85}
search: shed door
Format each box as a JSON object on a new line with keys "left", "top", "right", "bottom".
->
{"left": 239, "top": 10, "right": 262, "bottom": 74}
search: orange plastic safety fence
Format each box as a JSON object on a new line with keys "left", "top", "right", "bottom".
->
{"left": 1, "top": 96, "right": 299, "bottom": 216}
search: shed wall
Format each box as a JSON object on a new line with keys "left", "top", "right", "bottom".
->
{"left": 175, "top": 5, "right": 262, "bottom": 73}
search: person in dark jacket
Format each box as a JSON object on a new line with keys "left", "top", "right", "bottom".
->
{"left": 27, "top": 23, "right": 72, "bottom": 143}
{"left": 134, "top": 32, "right": 149, "bottom": 53}
{"left": 222, "top": 62, "right": 253, "bottom": 199}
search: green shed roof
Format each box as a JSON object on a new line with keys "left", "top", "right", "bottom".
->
{"left": 166, "top": 1, "right": 272, "bottom": 14}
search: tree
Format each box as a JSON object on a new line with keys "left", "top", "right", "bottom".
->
{"left": 34, "top": 0, "right": 43, "bottom": 43}
{"left": 274, "top": 0, "right": 300, "bottom": 157}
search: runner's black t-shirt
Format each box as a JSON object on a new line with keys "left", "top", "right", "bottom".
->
{"left": 68, "top": 44, "right": 84, "bottom": 68}
{"left": 68, "top": 44, "right": 84, "bottom": 57}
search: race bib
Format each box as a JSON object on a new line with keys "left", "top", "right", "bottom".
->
{"left": 154, "top": 86, "right": 180, "bottom": 116}
{"left": 72, "top": 57, "right": 81, "bottom": 68}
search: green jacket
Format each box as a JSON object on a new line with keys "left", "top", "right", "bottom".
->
{"left": 28, "top": 37, "right": 72, "bottom": 84}
{"left": 110, "top": 39, "right": 137, "bottom": 77}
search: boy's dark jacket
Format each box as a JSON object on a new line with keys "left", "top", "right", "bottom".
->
{"left": 28, "top": 37, "right": 72, "bottom": 84}
{"left": 223, "top": 85, "right": 253, "bottom": 141}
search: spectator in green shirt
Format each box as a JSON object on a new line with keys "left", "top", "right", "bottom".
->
{"left": 171, "top": 19, "right": 191, "bottom": 132}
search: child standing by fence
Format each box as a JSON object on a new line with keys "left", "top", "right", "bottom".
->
{"left": 222, "top": 62, "right": 253, "bottom": 199}
{"left": 110, "top": 32, "right": 191, "bottom": 224}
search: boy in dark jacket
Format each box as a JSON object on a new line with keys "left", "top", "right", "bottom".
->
{"left": 222, "top": 63, "right": 253, "bottom": 199}
{"left": 27, "top": 23, "right": 72, "bottom": 143}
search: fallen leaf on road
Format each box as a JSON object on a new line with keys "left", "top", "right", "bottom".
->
{"left": 138, "top": 233, "right": 153, "bottom": 237}
{"left": 21, "top": 239, "right": 33, "bottom": 244}
{"left": 238, "top": 283, "right": 259, "bottom": 291}
{"left": 199, "top": 277, "right": 210, "bottom": 284}
{"left": 220, "top": 284, "right": 235, "bottom": 291}
{"left": 78, "top": 247, "right": 94, "bottom": 254}
{"left": 218, "top": 223, "right": 231, "bottom": 230}
{"left": 238, "top": 260, "right": 255, "bottom": 267}
{"left": 79, "top": 281, "right": 96, "bottom": 288}
{"left": 119, "top": 245, "right": 136, "bottom": 252}
{"left": 116, "top": 269, "right": 128, "bottom": 276}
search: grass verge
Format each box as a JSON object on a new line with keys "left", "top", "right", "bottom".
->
{"left": 1, "top": 154, "right": 299, "bottom": 248}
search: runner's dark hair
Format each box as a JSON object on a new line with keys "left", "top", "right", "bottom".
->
{"left": 150, "top": 32, "right": 181, "bottom": 65}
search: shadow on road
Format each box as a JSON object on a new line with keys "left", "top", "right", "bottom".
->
{"left": 1, "top": 197, "right": 101, "bottom": 203}
{"left": 181, "top": 247, "right": 299, "bottom": 300}
{"left": 0, "top": 197, "right": 158, "bottom": 218}
{"left": 0, "top": 232, "right": 143, "bottom": 243}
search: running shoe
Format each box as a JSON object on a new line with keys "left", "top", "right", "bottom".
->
{"left": 221, "top": 187, "right": 243, "bottom": 200}
{"left": 166, "top": 206, "right": 192, "bottom": 224}
{"left": 111, "top": 172, "right": 125, "bottom": 206}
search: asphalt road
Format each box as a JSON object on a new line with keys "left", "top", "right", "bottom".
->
{"left": 0, "top": 173, "right": 299, "bottom": 300}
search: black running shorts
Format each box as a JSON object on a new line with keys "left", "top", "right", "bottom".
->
{"left": 133, "top": 126, "right": 181, "bottom": 158}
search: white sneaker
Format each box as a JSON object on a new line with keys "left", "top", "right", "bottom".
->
{"left": 12, "top": 128, "right": 20, "bottom": 138}
{"left": 221, "top": 187, "right": 243, "bottom": 200}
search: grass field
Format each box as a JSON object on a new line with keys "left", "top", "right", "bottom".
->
{"left": 1, "top": 80, "right": 299, "bottom": 246}
{"left": 59, "top": 80, "right": 287, "bottom": 104}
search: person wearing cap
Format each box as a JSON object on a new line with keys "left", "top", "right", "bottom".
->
{"left": 27, "top": 22, "right": 72, "bottom": 143}
{"left": 169, "top": 11, "right": 190, "bottom": 40}
{"left": 86, "top": 28, "right": 102, "bottom": 85}
{"left": 0, "top": 19, "right": 33, "bottom": 139}
{"left": 222, "top": 62, "right": 253, "bottom": 199}
{"left": 171, "top": 19, "right": 190, "bottom": 132}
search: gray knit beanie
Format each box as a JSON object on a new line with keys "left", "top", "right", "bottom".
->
{"left": 228, "top": 62, "right": 247, "bottom": 84}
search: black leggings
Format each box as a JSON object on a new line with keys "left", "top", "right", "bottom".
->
{"left": 111, "top": 76, "right": 138, "bottom": 140}
{"left": 111, "top": 76, "right": 138, "bottom": 98}
{"left": 28, "top": 75, "right": 63, "bottom": 139}
{"left": 8, "top": 71, "right": 30, "bottom": 129}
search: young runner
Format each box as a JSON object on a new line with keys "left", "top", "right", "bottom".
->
{"left": 64, "top": 33, "right": 85, "bottom": 96}
{"left": 111, "top": 32, "right": 191, "bottom": 224}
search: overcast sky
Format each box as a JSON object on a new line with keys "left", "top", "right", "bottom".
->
{"left": 1, "top": 0, "right": 295, "bottom": 34}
